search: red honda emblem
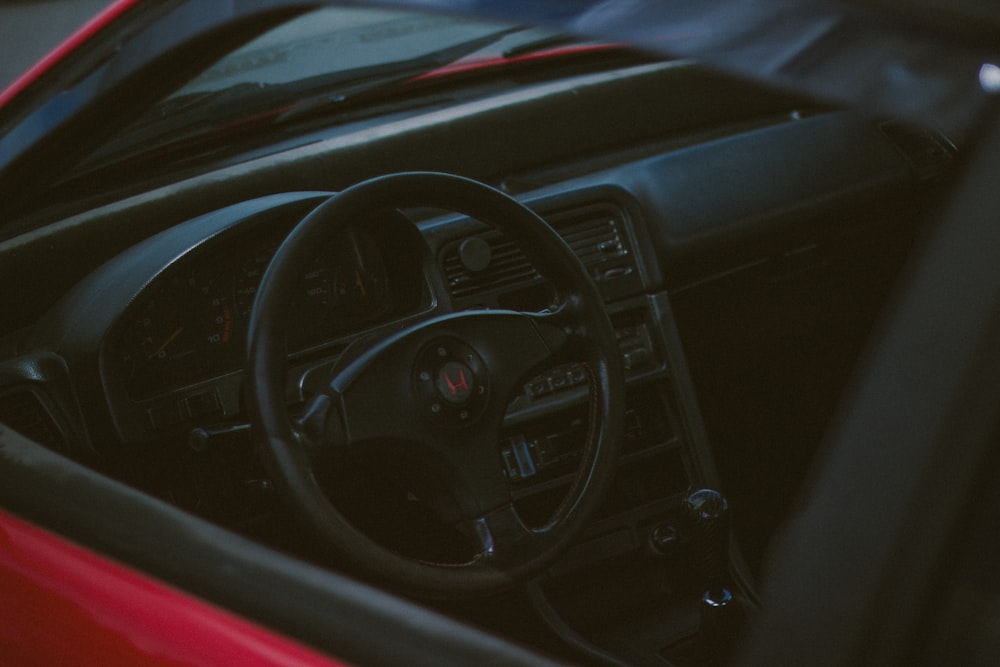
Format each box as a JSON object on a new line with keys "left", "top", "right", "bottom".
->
{"left": 436, "top": 361, "right": 474, "bottom": 404}
{"left": 444, "top": 367, "right": 468, "bottom": 396}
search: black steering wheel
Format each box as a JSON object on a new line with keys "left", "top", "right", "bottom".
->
{"left": 247, "top": 172, "right": 624, "bottom": 597}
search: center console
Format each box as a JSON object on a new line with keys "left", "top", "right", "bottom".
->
{"left": 436, "top": 193, "right": 741, "bottom": 664}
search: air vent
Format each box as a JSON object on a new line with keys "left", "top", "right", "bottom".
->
{"left": 550, "top": 205, "right": 629, "bottom": 265}
{"left": 0, "top": 388, "right": 66, "bottom": 450}
{"left": 442, "top": 203, "right": 632, "bottom": 303}
{"left": 443, "top": 231, "right": 541, "bottom": 300}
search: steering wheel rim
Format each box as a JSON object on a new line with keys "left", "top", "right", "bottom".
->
{"left": 247, "top": 172, "right": 624, "bottom": 597}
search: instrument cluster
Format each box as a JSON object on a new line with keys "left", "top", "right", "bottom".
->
{"left": 117, "top": 213, "right": 425, "bottom": 399}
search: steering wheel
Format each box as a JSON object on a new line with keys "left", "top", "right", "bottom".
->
{"left": 247, "top": 172, "right": 624, "bottom": 597}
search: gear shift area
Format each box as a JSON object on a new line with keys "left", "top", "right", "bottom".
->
{"left": 682, "top": 488, "right": 742, "bottom": 665}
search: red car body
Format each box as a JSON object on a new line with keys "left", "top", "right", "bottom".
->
{"left": 0, "top": 508, "right": 347, "bottom": 666}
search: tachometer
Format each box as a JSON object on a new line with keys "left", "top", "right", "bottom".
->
{"left": 235, "top": 238, "right": 336, "bottom": 349}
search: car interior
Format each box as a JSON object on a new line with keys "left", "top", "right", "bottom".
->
{"left": 0, "top": 3, "right": 977, "bottom": 666}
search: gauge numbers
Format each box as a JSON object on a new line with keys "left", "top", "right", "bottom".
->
{"left": 120, "top": 225, "right": 392, "bottom": 398}
{"left": 121, "top": 265, "right": 234, "bottom": 395}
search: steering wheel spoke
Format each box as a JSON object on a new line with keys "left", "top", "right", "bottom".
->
{"left": 291, "top": 393, "right": 344, "bottom": 459}
{"left": 294, "top": 387, "right": 416, "bottom": 460}
{"left": 525, "top": 302, "right": 584, "bottom": 353}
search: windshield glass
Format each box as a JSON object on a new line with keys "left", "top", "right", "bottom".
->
{"left": 173, "top": 7, "right": 513, "bottom": 96}
{"left": 75, "top": 6, "right": 581, "bottom": 173}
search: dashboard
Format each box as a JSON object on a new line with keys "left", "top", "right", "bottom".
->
{"left": 12, "top": 106, "right": 942, "bottom": 554}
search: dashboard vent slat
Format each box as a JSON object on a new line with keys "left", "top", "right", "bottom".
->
{"left": 442, "top": 203, "right": 630, "bottom": 302}
{"left": 559, "top": 215, "right": 627, "bottom": 262}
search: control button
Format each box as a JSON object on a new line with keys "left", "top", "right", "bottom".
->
{"left": 602, "top": 266, "right": 632, "bottom": 280}
{"left": 511, "top": 438, "right": 536, "bottom": 479}
{"left": 527, "top": 380, "right": 549, "bottom": 397}
{"left": 623, "top": 347, "right": 651, "bottom": 370}
{"left": 501, "top": 436, "right": 537, "bottom": 481}
{"left": 649, "top": 522, "right": 680, "bottom": 556}
{"left": 502, "top": 448, "right": 520, "bottom": 480}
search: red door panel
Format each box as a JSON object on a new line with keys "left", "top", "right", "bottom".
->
{"left": 0, "top": 509, "right": 351, "bottom": 667}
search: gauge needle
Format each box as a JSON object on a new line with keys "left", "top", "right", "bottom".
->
{"left": 151, "top": 326, "right": 184, "bottom": 357}
{"left": 355, "top": 270, "right": 367, "bottom": 298}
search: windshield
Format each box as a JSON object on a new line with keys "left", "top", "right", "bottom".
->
{"left": 173, "top": 7, "right": 513, "bottom": 96}
{"left": 74, "top": 6, "right": 587, "bottom": 174}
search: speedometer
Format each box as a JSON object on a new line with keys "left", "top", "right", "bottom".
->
{"left": 120, "top": 265, "right": 235, "bottom": 397}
